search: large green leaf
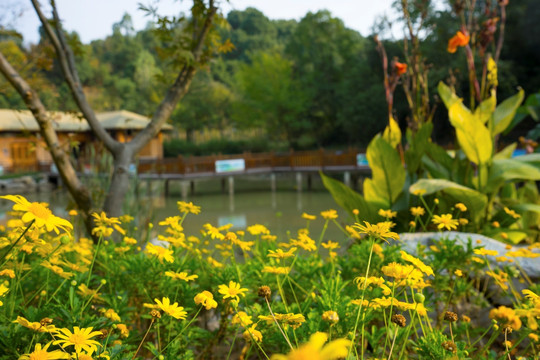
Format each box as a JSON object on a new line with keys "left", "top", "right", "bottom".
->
{"left": 512, "top": 153, "right": 540, "bottom": 166}
{"left": 405, "top": 123, "right": 433, "bottom": 174}
{"left": 320, "top": 172, "right": 377, "bottom": 222}
{"left": 382, "top": 116, "right": 402, "bottom": 148}
{"left": 488, "top": 159, "right": 540, "bottom": 192}
{"left": 438, "top": 82, "right": 461, "bottom": 108}
{"left": 493, "top": 143, "right": 517, "bottom": 160}
{"left": 363, "top": 135, "right": 406, "bottom": 208}
{"left": 409, "top": 178, "right": 487, "bottom": 215}
{"left": 474, "top": 92, "right": 496, "bottom": 124}
{"left": 448, "top": 101, "right": 493, "bottom": 165}
{"left": 493, "top": 89, "right": 525, "bottom": 135}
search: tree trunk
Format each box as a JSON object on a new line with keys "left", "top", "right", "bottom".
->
{"left": 103, "top": 147, "right": 135, "bottom": 216}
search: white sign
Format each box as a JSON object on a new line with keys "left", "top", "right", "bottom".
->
{"left": 215, "top": 159, "right": 245, "bottom": 173}
{"left": 356, "top": 153, "right": 368, "bottom": 166}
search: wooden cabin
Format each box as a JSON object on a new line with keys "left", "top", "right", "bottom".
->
{"left": 0, "top": 109, "right": 172, "bottom": 173}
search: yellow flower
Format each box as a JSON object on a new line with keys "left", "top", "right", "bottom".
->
{"left": 77, "top": 284, "right": 104, "bottom": 302}
{"left": 53, "top": 326, "right": 103, "bottom": 354}
{"left": 116, "top": 324, "right": 129, "bottom": 338}
{"left": 523, "top": 289, "right": 540, "bottom": 305}
{"left": 0, "top": 195, "right": 73, "bottom": 234}
{"left": 41, "top": 261, "right": 73, "bottom": 279}
{"left": 489, "top": 306, "right": 522, "bottom": 331}
{"left": 504, "top": 207, "right": 521, "bottom": 219}
{"left": 207, "top": 256, "right": 224, "bottom": 268}
{"left": 506, "top": 249, "right": 539, "bottom": 258}
{"left": 119, "top": 215, "right": 134, "bottom": 223}
{"left": 177, "top": 201, "right": 201, "bottom": 214}
{"left": 231, "top": 311, "right": 253, "bottom": 327}
{"left": 270, "top": 332, "right": 350, "bottom": 360}
{"left": 321, "top": 241, "right": 340, "bottom": 250}
{"left": 302, "top": 212, "right": 316, "bottom": 220}
{"left": 259, "top": 313, "right": 306, "bottom": 329}
{"left": 218, "top": 281, "right": 248, "bottom": 302}
{"left": 410, "top": 207, "right": 425, "bottom": 217}
{"left": 262, "top": 266, "right": 290, "bottom": 275}
{"left": 145, "top": 243, "right": 174, "bottom": 263}
{"left": 353, "top": 221, "right": 399, "bottom": 242}
{"left": 320, "top": 209, "right": 338, "bottom": 220}
{"left": 474, "top": 248, "right": 498, "bottom": 256}
{"left": 13, "top": 316, "right": 56, "bottom": 333}
{"left": 400, "top": 251, "right": 434, "bottom": 277}
{"left": 91, "top": 211, "right": 125, "bottom": 236}
{"left": 268, "top": 248, "right": 297, "bottom": 260}
{"left": 246, "top": 224, "right": 270, "bottom": 236}
{"left": 455, "top": 203, "right": 467, "bottom": 212}
{"left": 0, "top": 269, "right": 15, "bottom": 278}
{"left": 454, "top": 269, "right": 463, "bottom": 277}
{"left": 194, "top": 291, "right": 218, "bottom": 310}
{"left": 19, "top": 342, "right": 69, "bottom": 360}
{"left": 100, "top": 309, "right": 121, "bottom": 322}
{"left": 154, "top": 297, "right": 187, "bottom": 320}
{"left": 290, "top": 233, "right": 317, "bottom": 252}
{"left": 378, "top": 209, "right": 397, "bottom": 218}
{"left": 165, "top": 271, "right": 198, "bottom": 282}
{"left": 432, "top": 214, "right": 458, "bottom": 231}
{"left": 243, "top": 324, "right": 263, "bottom": 342}
{"left": 322, "top": 310, "right": 339, "bottom": 324}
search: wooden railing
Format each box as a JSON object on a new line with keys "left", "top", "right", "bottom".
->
{"left": 137, "top": 148, "right": 364, "bottom": 175}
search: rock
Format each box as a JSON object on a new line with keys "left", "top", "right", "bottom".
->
{"left": 395, "top": 232, "right": 540, "bottom": 305}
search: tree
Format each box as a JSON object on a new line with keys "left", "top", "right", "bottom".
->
{"left": 233, "top": 51, "right": 307, "bottom": 146}
{"left": 0, "top": 0, "right": 222, "bottom": 235}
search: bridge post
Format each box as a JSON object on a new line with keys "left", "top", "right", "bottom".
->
{"left": 270, "top": 173, "right": 276, "bottom": 192}
{"left": 164, "top": 179, "right": 169, "bottom": 197}
{"left": 180, "top": 181, "right": 190, "bottom": 200}
{"left": 296, "top": 172, "right": 302, "bottom": 192}
{"left": 228, "top": 176, "right": 234, "bottom": 196}
{"left": 344, "top": 171, "right": 351, "bottom": 188}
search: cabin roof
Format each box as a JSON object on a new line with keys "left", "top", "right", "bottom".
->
{"left": 0, "top": 109, "right": 173, "bottom": 132}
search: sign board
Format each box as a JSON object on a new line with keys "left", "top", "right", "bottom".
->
{"left": 215, "top": 159, "right": 245, "bottom": 173}
{"left": 218, "top": 215, "right": 247, "bottom": 229}
{"left": 356, "top": 153, "right": 368, "bottom": 166}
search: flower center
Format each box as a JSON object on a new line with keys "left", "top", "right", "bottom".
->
{"left": 68, "top": 333, "right": 86, "bottom": 345}
{"left": 29, "top": 350, "right": 48, "bottom": 360}
{"left": 28, "top": 203, "right": 51, "bottom": 220}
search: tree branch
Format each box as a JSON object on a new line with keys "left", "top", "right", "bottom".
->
{"left": 130, "top": 1, "right": 218, "bottom": 153}
{"left": 0, "top": 51, "right": 95, "bottom": 234}
{"left": 31, "top": 0, "right": 119, "bottom": 152}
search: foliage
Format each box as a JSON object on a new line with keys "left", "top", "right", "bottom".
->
{"left": 0, "top": 195, "right": 538, "bottom": 359}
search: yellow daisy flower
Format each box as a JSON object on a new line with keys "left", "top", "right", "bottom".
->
{"left": 432, "top": 214, "right": 458, "bottom": 231}
{"left": 53, "top": 326, "right": 103, "bottom": 354}
{"left": 218, "top": 281, "right": 248, "bottom": 302}
{"left": 194, "top": 291, "right": 218, "bottom": 310}
{"left": 0, "top": 195, "right": 73, "bottom": 234}
{"left": 19, "top": 342, "right": 69, "bottom": 360}
{"left": 270, "top": 332, "right": 350, "bottom": 360}
{"left": 154, "top": 297, "right": 187, "bottom": 320}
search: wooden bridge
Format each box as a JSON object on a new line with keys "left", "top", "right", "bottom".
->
{"left": 136, "top": 148, "right": 371, "bottom": 195}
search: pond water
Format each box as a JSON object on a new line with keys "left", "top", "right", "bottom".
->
{"left": 0, "top": 174, "right": 354, "bottom": 242}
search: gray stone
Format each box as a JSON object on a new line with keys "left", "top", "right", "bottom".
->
{"left": 395, "top": 232, "right": 540, "bottom": 305}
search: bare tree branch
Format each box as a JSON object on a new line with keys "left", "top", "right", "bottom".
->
{"left": 0, "top": 51, "right": 95, "bottom": 234}
{"left": 30, "top": 0, "right": 119, "bottom": 152}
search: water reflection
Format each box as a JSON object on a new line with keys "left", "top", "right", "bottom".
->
{"left": 0, "top": 188, "right": 351, "bottom": 241}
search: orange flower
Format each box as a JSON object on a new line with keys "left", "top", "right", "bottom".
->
{"left": 395, "top": 61, "right": 407, "bottom": 75}
{"left": 447, "top": 31, "right": 470, "bottom": 53}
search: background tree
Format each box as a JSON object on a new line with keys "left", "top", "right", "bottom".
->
{"left": 0, "top": 0, "right": 222, "bottom": 235}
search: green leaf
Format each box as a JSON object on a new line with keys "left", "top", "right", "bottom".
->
{"left": 474, "top": 92, "right": 496, "bottom": 124}
{"left": 448, "top": 102, "right": 493, "bottom": 165}
{"left": 409, "top": 178, "right": 487, "bottom": 215}
{"left": 405, "top": 123, "right": 433, "bottom": 174}
{"left": 488, "top": 159, "right": 540, "bottom": 192}
{"left": 493, "top": 143, "right": 517, "bottom": 160}
{"left": 382, "top": 116, "right": 401, "bottom": 148}
{"left": 437, "top": 82, "right": 461, "bottom": 108}
{"left": 320, "top": 172, "right": 377, "bottom": 222}
{"left": 493, "top": 89, "right": 525, "bottom": 135}
{"left": 363, "top": 135, "right": 405, "bottom": 208}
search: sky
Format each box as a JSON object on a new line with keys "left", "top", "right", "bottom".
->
{"left": 5, "top": 0, "right": 397, "bottom": 44}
